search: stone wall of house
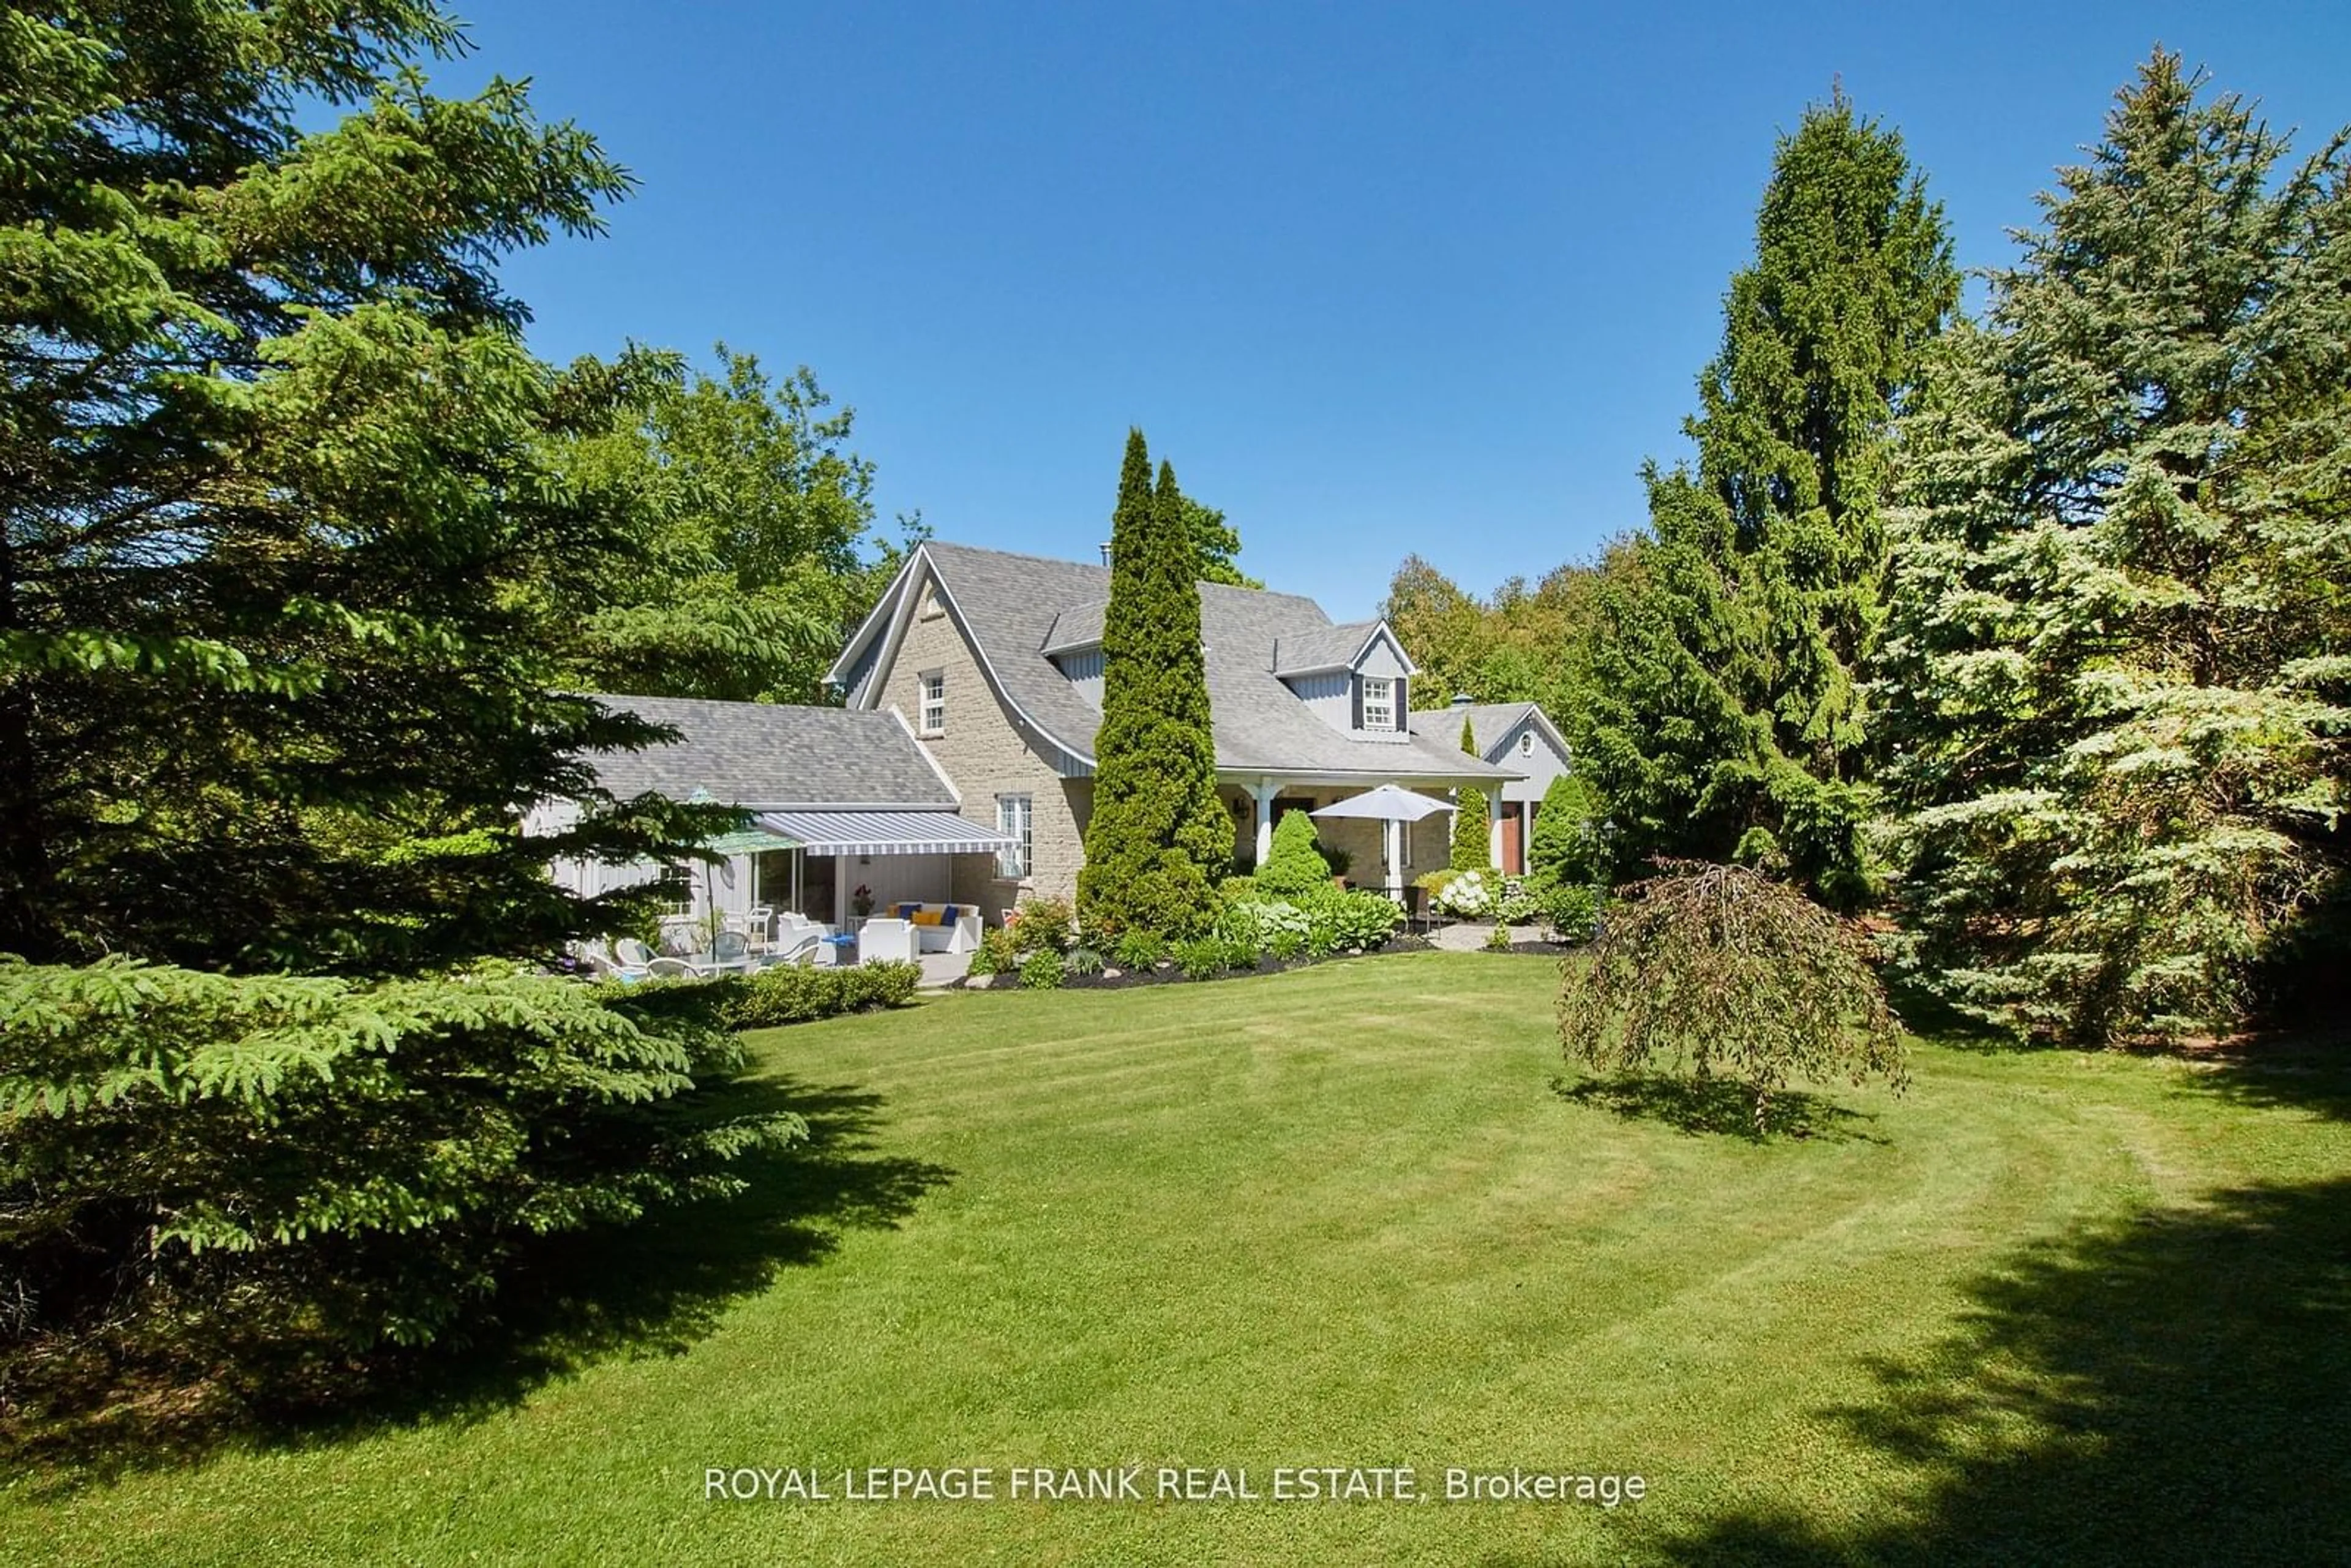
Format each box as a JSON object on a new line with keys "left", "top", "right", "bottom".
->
{"left": 877, "top": 584, "right": 1093, "bottom": 920}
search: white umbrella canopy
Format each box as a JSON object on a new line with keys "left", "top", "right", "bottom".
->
{"left": 1308, "top": 784, "right": 1457, "bottom": 823}
{"left": 1310, "top": 785, "right": 1458, "bottom": 898}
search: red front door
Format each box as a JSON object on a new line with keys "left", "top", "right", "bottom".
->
{"left": 1500, "top": 803, "right": 1523, "bottom": 876}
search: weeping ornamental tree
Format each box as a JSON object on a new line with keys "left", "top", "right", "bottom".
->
{"left": 1560, "top": 861, "right": 1908, "bottom": 1131}
{"left": 1076, "top": 432, "right": 1228, "bottom": 938}
{"left": 1570, "top": 93, "right": 1958, "bottom": 904}
{"left": 1878, "top": 53, "right": 2351, "bottom": 1043}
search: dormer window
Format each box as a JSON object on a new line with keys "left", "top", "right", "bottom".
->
{"left": 1362, "top": 677, "right": 1395, "bottom": 732}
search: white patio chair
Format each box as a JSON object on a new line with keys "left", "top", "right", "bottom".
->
{"left": 759, "top": 930, "right": 821, "bottom": 969}
{"left": 609, "top": 938, "right": 657, "bottom": 980}
{"left": 646, "top": 956, "right": 696, "bottom": 979}
{"left": 740, "top": 905, "right": 775, "bottom": 953}
{"left": 857, "top": 918, "right": 918, "bottom": 965}
{"left": 699, "top": 930, "right": 754, "bottom": 975}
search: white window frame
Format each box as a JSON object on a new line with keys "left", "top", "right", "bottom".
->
{"left": 1362, "top": 676, "right": 1395, "bottom": 732}
{"left": 996, "top": 793, "right": 1032, "bottom": 880}
{"left": 1520, "top": 730, "right": 1534, "bottom": 757}
{"left": 919, "top": 670, "right": 946, "bottom": 735}
{"left": 652, "top": 868, "right": 694, "bottom": 916}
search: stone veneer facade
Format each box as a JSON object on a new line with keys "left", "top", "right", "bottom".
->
{"left": 877, "top": 587, "right": 1093, "bottom": 915}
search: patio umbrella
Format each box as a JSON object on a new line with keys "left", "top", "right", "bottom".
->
{"left": 1311, "top": 786, "right": 1457, "bottom": 897}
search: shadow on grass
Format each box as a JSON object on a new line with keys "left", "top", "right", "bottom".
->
{"left": 2, "top": 1075, "right": 952, "bottom": 1493}
{"left": 2169, "top": 1026, "right": 2351, "bottom": 1125}
{"left": 1644, "top": 1177, "right": 2351, "bottom": 1565}
{"left": 1550, "top": 1073, "right": 1884, "bottom": 1144}
{"left": 1880, "top": 972, "right": 2035, "bottom": 1052}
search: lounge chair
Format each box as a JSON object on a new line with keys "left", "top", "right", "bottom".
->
{"left": 602, "top": 938, "right": 656, "bottom": 982}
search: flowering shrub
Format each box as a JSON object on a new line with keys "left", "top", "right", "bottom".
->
{"left": 1432, "top": 868, "right": 1494, "bottom": 918}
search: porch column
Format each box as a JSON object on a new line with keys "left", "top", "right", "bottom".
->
{"left": 1251, "top": 779, "right": 1281, "bottom": 866}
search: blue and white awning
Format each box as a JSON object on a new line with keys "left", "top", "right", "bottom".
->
{"left": 753, "top": 809, "right": 1017, "bottom": 858}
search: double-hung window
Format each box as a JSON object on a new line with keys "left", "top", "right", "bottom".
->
{"left": 920, "top": 670, "right": 946, "bottom": 735}
{"left": 996, "top": 793, "right": 1032, "bottom": 880}
{"left": 1362, "top": 676, "right": 1395, "bottom": 732}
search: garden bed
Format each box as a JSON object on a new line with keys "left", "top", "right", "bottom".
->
{"left": 956, "top": 934, "right": 1437, "bottom": 991}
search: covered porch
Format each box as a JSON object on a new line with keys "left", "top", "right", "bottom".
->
{"left": 563, "top": 808, "right": 1014, "bottom": 957}
{"left": 1218, "top": 775, "right": 1463, "bottom": 898}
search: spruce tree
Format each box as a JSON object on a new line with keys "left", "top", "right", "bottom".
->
{"left": 1880, "top": 53, "right": 2351, "bottom": 1043}
{"left": 1452, "top": 714, "right": 1492, "bottom": 871}
{"left": 1570, "top": 93, "right": 1957, "bottom": 902}
{"left": 0, "top": 0, "right": 728, "bottom": 972}
{"left": 1077, "top": 435, "right": 1228, "bottom": 937}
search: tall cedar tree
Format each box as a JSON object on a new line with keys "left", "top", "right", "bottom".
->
{"left": 1572, "top": 94, "right": 1957, "bottom": 904}
{"left": 1878, "top": 53, "right": 2351, "bottom": 1043}
{"left": 0, "top": 0, "right": 735, "bottom": 973}
{"left": 1452, "top": 714, "right": 1491, "bottom": 870}
{"left": 1076, "top": 435, "right": 1228, "bottom": 937}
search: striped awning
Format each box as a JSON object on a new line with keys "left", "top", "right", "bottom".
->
{"left": 754, "top": 809, "right": 1017, "bottom": 857}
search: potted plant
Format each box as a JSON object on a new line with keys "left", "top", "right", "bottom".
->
{"left": 1322, "top": 846, "right": 1352, "bottom": 889}
{"left": 852, "top": 883, "right": 875, "bottom": 918}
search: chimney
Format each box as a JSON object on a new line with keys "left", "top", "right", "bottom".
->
{"left": 1450, "top": 692, "right": 1475, "bottom": 708}
{"left": 1098, "top": 541, "right": 1113, "bottom": 566}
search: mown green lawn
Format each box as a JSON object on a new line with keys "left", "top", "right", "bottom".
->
{"left": 5, "top": 952, "right": 2348, "bottom": 1566}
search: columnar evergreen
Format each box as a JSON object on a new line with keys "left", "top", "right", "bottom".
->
{"left": 1879, "top": 53, "right": 2351, "bottom": 1043}
{"left": 1076, "top": 433, "right": 1228, "bottom": 937}
{"left": 1452, "top": 714, "right": 1492, "bottom": 871}
{"left": 1571, "top": 93, "right": 1958, "bottom": 903}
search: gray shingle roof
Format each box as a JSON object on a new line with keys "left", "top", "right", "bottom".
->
{"left": 1409, "top": 701, "right": 1545, "bottom": 759}
{"left": 1272, "top": 621, "right": 1379, "bottom": 675}
{"left": 920, "top": 542, "right": 1515, "bottom": 782}
{"left": 583, "top": 694, "right": 956, "bottom": 807}
{"left": 1038, "top": 600, "right": 1105, "bottom": 655}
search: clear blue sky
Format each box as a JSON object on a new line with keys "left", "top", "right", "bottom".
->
{"left": 440, "top": 1, "right": 2349, "bottom": 620}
